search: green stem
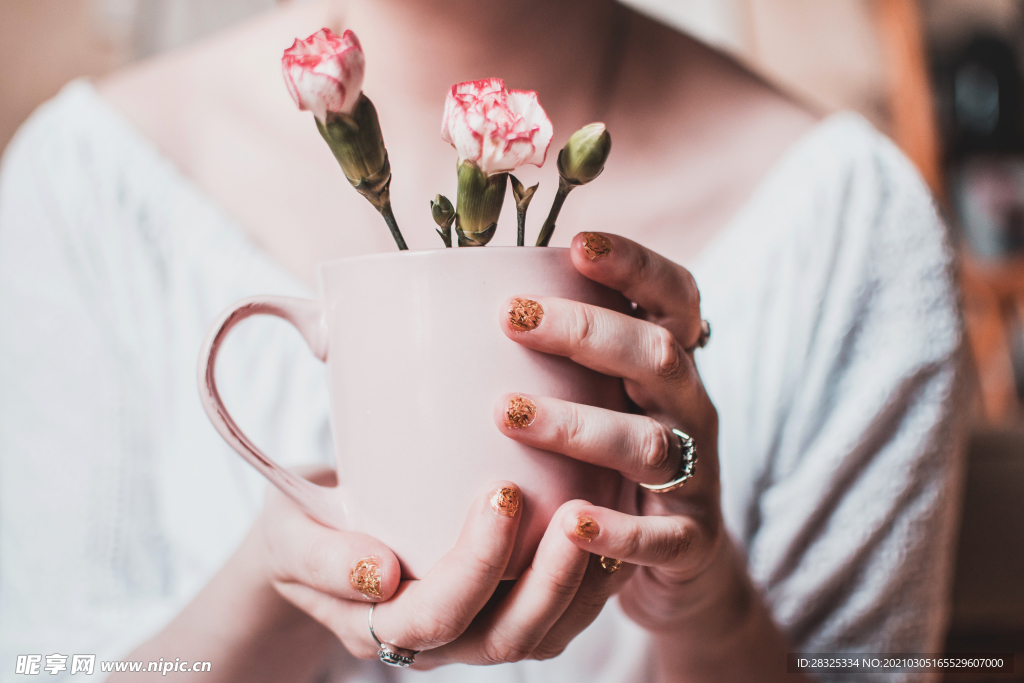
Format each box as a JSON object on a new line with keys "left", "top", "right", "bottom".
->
{"left": 535, "top": 182, "right": 573, "bottom": 247}
{"left": 379, "top": 201, "right": 408, "bottom": 251}
{"left": 517, "top": 208, "right": 526, "bottom": 247}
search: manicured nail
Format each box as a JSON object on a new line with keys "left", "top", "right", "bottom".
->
{"left": 581, "top": 232, "right": 612, "bottom": 261}
{"left": 574, "top": 515, "right": 600, "bottom": 540}
{"left": 599, "top": 556, "right": 622, "bottom": 574}
{"left": 490, "top": 485, "right": 521, "bottom": 518}
{"left": 350, "top": 557, "right": 382, "bottom": 599}
{"left": 508, "top": 298, "right": 543, "bottom": 331}
{"left": 504, "top": 394, "right": 537, "bottom": 429}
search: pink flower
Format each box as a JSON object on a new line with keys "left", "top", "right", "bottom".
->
{"left": 441, "top": 79, "right": 553, "bottom": 176}
{"left": 282, "top": 28, "right": 365, "bottom": 122}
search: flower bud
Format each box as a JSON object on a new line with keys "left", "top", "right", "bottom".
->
{"left": 510, "top": 174, "right": 538, "bottom": 247}
{"left": 558, "top": 123, "right": 612, "bottom": 186}
{"left": 455, "top": 160, "right": 507, "bottom": 246}
{"left": 431, "top": 194, "right": 455, "bottom": 227}
{"left": 510, "top": 175, "right": 538, "bottom": 212}
{"left": 315, "top": 94, "right": 390, "bottom": 210}
{"left": 282, "top": 28, "right": 365, "bottom": 122}
{"left": 283, "top": 28, "right": 406, "bottom": 250}
{"left": 431, "top": 194, "right": 455, "bottom": 247}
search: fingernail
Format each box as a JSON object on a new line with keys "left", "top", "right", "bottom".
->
{"left": 350, "top": 557, "right": 382, "bottom": 599}
{"left": 599, "top": 556, "right": 622, "bottom": 574}
{"left": 574, "top": 515, "right": 600, "bottom": 540}
{"left": 490, "top": 485, "right": 521, "bottom": 518}
{"left": 504, "top": 394, "right": 537, "bottom": 429}
{"left": 508, "top": 298, "right": 543, "bottom": 331}
{"left": 581, "top": 232, "right": 612, "bottom": 261}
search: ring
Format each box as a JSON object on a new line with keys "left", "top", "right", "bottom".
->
{"left": 639, "top": 429, "right": 697, "bottom": 493}
{"left": 686, "top": 319, "right": 711, "bottom": 353}
{"left": 368, "top": 603, "right": 419, "bottom": 667}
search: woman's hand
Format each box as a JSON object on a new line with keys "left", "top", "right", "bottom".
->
{"left": 258, "top": 233, "right": 740, "bottom": 675}
{"left": 497, "top": 232, "right": 742, "bottom": 643}
{"left": 127, "top": 233, "right": 794, "bottom": 681}
{"left": 257, "top": 466, "right": 634, "bottom": 669}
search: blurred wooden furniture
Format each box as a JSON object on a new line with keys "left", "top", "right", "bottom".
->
{"left": 872, "top": 0, "right": 1024, "bottom": 424}
{"left": 873, "top": 0, "right": 944, "bottom": 196}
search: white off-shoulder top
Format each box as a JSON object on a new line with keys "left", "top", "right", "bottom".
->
{"left": 0, "top": 81, "right": 966, "bottom": 682}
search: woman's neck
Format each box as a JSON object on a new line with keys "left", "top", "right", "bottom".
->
{"left": 335, "top": 0, "right": 623, "bottom": 127}
{"left": 97, "top": 0, "right": 816, "bottom": 285}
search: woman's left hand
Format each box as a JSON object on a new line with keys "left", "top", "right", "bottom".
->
{"left": 496, "top": 231, "right": 729, "bottom": 644}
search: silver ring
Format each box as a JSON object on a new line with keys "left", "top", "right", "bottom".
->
{"left": 368, "top": 603, "right": 418, "bottom": 667}
{"left": 639, "top": 429, "right": 697, "bottom": 493}
{"left": 686, "top": 319, "right": 711, "bottom": 353}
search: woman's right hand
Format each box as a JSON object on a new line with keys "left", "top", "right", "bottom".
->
{"left": 258, "top": 467, "right": 631, "bottom": 669}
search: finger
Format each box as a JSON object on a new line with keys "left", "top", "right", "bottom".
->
{"left": 501, "top": 296, "right": 708, "bottom": 416}
{"left": 263, "top": 481, "right": 401, "bottom": 603}
{"left": 502, "top": 296, "right": 687, "bottom": 385}
{"left": 531, "top": 552, "right": 635, "bottom": 660}
{"left": 431, "top": 501, "right": 591, "bottom": 665}
{"left": 495, "top": 393, "right": 683, "bottom": 487}
{"left": 562, "top": 504, "right": 719, "bottom": 581}
{"left": 570, "top": 232, "right": 703, "bottom": 349}
{"left": 368, "top": 482, "right": 524, "bottom": 653}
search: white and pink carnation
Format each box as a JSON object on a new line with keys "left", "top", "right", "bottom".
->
{"left": 441, "top": 78, "right": 553, "bottom": 176}
{"left": 282, "top": 28, "right": 365, "bottom": 122}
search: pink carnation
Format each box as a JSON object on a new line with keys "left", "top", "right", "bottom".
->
{"left": 282, "top": 28, "right": 365, "bottom": 122}
{"left": 441, "top": 78, "right": 553, "bottom": 176}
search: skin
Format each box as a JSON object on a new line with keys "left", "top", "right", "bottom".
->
{"left": 101, "top": 0, "right": 819, "bottom": 680}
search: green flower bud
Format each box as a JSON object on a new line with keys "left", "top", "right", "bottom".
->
{"left": 430, "top": 194, "right": 455, "bottom": 228}
{"left": 455, "top": 160, "right": 507, "bottom": 246}
{"left": 510, "top": 175, "right": 539, "bottom": 213}
{"left": 431, "top": 194, "right": 455, "bottom": 248}
{"left": 316, "top": 93, "right": 390, "bottom": 210}
{"left": 557, "top": 123, "right": 612, "bottom": 186}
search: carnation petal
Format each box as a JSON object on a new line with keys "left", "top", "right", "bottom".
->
{"left": 441, "top": 79, "right": 551, "bottom": 174}
{"left": 281, "top": 28, "right": 365, "bottom": 120}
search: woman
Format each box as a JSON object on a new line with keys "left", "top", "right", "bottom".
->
{"left": 0, "top": 0, "right": 965, "bottom": 680}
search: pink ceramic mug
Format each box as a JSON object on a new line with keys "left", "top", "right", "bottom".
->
{"left": 198, "top": 247, "right": 628, "bottom": 579}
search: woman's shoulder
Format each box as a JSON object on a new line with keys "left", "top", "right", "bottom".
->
{"left": 696, "top": 112, "right": 953, "bottom": 307}
{"left": 694, "top": 111, "right": 964, "bottom": 484}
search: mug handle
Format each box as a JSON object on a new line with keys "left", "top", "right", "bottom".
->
{"left": 197, "top": 295, "right": 345, "bottom": 529}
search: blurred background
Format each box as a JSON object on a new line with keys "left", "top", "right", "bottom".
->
{"left": 1, "top": 0, "right": 1022, "bottom": 678}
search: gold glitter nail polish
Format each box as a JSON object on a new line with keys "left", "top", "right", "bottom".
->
{"left": 575, "top": 515, "right": 600, "bottom": 540}
{"left": 490, "top": 486, "right": 521, "bottom": 518}
{"left": 350, "top": 557, "right": 382, "bottom": 599}
{"left": 599, "top": 556, "right": 622, "bottom": 574}
{"left": 504, "top": 394, "right": 537, "bottom": 429}
{"left": 508, "top": 298, "right": 544, "bottom": 331}
{"left": 581, "top": 232, "right": 612, "bottom": 261}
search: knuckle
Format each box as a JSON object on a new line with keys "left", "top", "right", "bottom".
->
{"left": 563, "top": 403, "right": 586, "bottom": 450}
{"left": 651, "top": 327, "right": 686, "bottom": 383}
{"left": 623, "top": 523, "right": 645, "bottom": 560}
{"left": 406, "top": 608, "right": 464, "bottom": 649}
{"left": 301, "top": 538, "right": 334, "bottom": 588}
{"left": 482, "top": 637, "right": 534, "bottom": 664}
{"left": 532, "top": 642, "right": 569, "bottom": 661}
{"left": 682, "top": 268, "right": 701, "bottom": 309}
{"left": 652, "top": 522, "right": 695, "bottom": 565}
{"left": 537, "top": 563, "right": 585, "bottom": 600}
{"left": 633, "top": 248, "right": 655, "bottom": 283}
{"left": 568, "top": 303, "right": 596, "bottom": 353}
{"left": 465, "top": 544, "right": 510, "bottom": 580}
{"left": 639, "top": 420, "right": 674, "bottom": 480}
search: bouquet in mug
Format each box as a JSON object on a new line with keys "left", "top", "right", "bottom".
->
{"left": 282, "top": 28, "right": 612, "bottom": 249}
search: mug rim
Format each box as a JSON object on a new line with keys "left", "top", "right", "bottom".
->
{"left": 315, "top": 245, "right": 571, "bottom": 274}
